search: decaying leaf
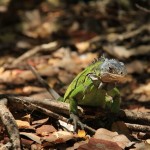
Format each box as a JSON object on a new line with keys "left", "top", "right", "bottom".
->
{"left": 22, "top": 86, "right": 44, "bottom": 94}
{"left": 66, "top": 140, "right": 89, "bottom": 150}
{"left": 103, "top": 45, "right": 150, "bottom": 59}
{"left": 32, "top": 117, "right": 49, "bottom": 128}
{"left": 77, "top": 130, "right": 86, "bottom": 138}
{"left": 20, "top": 132, "right": 41, "bottom": 144}
{"left": 22, "top": 114, "right": 31, "bottom": 123}
{"left": 133, "top": 82, "right": 150, "bottom": 101}
{"left": 126, "top": 60, "right": 146, "bottom": 74}
{"left": 21, "top": 138, "right": 34, "bottom": 148}
{"left": 111, "top": 121, "right": 131, "bottom": 139}
{"left": 133, "top": 82, "right": 150, "bottom": 96}
{"left": 41, "top": 131, "right": 74, "bottom": 143}
{"left": 78, "top": 138, "right": 122, "bottom": 150}
{"left": 16, "top": 120, "right": 31, "bottom": 129}
{"left": 36, "top": 125, "right": 57, "bottom": 136}
{"left": 145, "top": 139, "right": 150, "bottom": 144}
{"left": 131, "top": 141, "right": 150, "bottom": 150}
{"left": 75, "top": 41, "right": 90, "bottom": 53}
{"left": 94, "top": 128, "right": 131, "bottom": 149}
{"left": 58, "top": 120, "right": 74, "bottom": 132}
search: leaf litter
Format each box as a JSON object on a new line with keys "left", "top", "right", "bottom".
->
{"left": 0, "top": 0, "right": 150, "bottom": 149}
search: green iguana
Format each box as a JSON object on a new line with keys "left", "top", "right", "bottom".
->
{"left": 29, "top": 57, "right": 127, "bottom": 131}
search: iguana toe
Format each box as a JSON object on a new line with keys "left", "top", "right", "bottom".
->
{"left": 69, "top": 113, "right": 84, "bottom": 132}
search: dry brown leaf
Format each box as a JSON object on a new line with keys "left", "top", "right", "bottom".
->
{"left": 78, "top": 138, "right": 122, "bottom": 150}
{"left": 58, "top": 70, "right": 74, "bottom": 84}
{"left": 111, "top": 121, "right": 131, "bottom": 139}
{"left": 103, "top": 45, "right": 150, "bottom": 59}
{"left": 20, "top": 132, "right": 41, "bottom": 144}
{"left": 42, "top": 131, "right": 74, "bottom": 143}
{"left": 77, "top": 130, "right": 86, "bottom": 138}
{"left": 58, "top": 120, "right": 74, "bottom": 132}
{"left": 31, "top": 143, "right": 43, "bottom": 150}
{"left": 133, "top": 82, "right": 150, "bottom": 102}
{"left": 126, "top": 61, "right": 146, "bottom": 74}
{"left": 22, "top": 114, "right": 31, "bottom": 123}
{"left": 0, "top": 67, "right": 4, "bottom": 74}
{"left": 131, "top": 141, "right": 150, "bottom": 150}
{"left": 94, "top": 128, "right": 118, "bottom": 140}
{"left": 16, "top": 120, "right": 31, "bottom": 129}
{"left": 36, "top": 125, "right": 57, "bottom": 136}
{"left": 103, "top": 45, "right": 131, "bottom": 59}
{"left": 133, "top": 82, "right": 150, "bottom": 96}
{"left": 76, "top": 41, "right": 90, "bottom": 53}
{"left": 23, "top": 86, "right": 44, "bottom": 94}
{"left": 94, "top": 128, "right": 131, "bottom": 149}
{"left": 67, "top": 140, "right": 89, "bottom": 150}
{"left": 0, "top": 69, "right": 35, "bottom": 84}
{"left": 21, "top": 138, "right": 34, "bottom": 148}
{"left": 32, "top": 117, "right": 49, "bottom": 127}
{"left": 145, "top": 139, "right": 150, "bottom": 144}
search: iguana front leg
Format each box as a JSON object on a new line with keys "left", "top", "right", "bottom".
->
{"left": 102, "top": 90, "right": 121, "bottom": 128}
{"left": 68, "top": 98, "right": 84, "bottom": 131}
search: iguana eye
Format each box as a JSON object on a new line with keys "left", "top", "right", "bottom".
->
{"left": 109, "top": 67, "right": 113, "bottom": 73}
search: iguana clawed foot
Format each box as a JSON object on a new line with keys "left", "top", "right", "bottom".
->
{"left": 68, "top": 113, "right": 84, "bottom": 132}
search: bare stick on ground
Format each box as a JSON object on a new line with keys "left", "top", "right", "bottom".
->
{"left": 28, "top": 65, "right": 60, "bottom": 100}
{"left": 4, "top": 95, "right": 96, "bottom": 133}
{"left": 125, "top": 123, "right": 150, "bottom": 132}
{"left": 1, "top": 94, "right": 150, "bottom": 133}
{"left": 2, "top": 94, "right": 150, "bottom": 132}
{"left": 0, "top": 98, "right": 21, "bottom": 150}
{"left": 12, "top": 41, "right": 60, "bottom": 66}
{"left": 119, "top": 109, "right": 150, "bottom": 126}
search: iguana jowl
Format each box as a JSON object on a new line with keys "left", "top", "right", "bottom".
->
{"left": 30, "top": 57, "right": 127, "bottom": 131}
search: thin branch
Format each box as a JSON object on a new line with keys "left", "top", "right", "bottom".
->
{"left": 12, "top": 41, "right": 60, "bottom": 66}
{"left": 5, "top": 95, "right": 95, "bottom": 133}
{"left": 28, "top": 65, "right": 60, "bottom": 100}
{"left": 136, "top": 4, "right": 150, "bottom": 13}
{"left": 119, "top": 109, "right": 150, "bottom": 126}
{"left": 125, "top": 123, "right": 150, "bottom": 132}
{"left": 1, "top": 94, "right": 150, "bottom": 133}
{"left": 0, "top": 98, "right": 21, "bottom": 150}
{"left": 0, "top": 142, "right": 12, "bottom": 150}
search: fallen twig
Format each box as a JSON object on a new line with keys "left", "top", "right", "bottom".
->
{"left": 30, "top": 102, "right": 96, "bottom": 133}
{"left": 7, "top": 96, "right": 83, "bottom": 116}
{"left": 3, "top": 95, "right": 95, "bottom": 133}
{"left": 12, "top": 41, "right": 60, "bottom": 66}
{"left": 0, "top": 98, "right": 21, "bottom": 150}
{"left": 1, "top": 94, "right": 150, "bottom": 133}
{"left": 119, "top": 109, "right": 150, "bottom": 126}
{"left": 28, "top": 65, "right": 60, "bottom": 100}
{"left": 0, "top": 142, "right": 12, "bottom": 150}
{"left": 125, "top": 123, "right": 150, "bottom": 132}
{"left": 136, "top": 4, "right": 150, "bottom": 13}
{"left": 89, "top": 24, "right": 149, "bottom": 44}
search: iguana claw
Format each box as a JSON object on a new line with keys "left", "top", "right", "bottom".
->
{"left": 68, "top": 113, "right": 84, "bottom": 131}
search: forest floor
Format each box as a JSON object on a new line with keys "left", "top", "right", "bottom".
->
{"left": 0, "top": 0, "right": 150, "bottom": 149}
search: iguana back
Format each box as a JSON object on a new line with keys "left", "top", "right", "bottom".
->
{"left": 64, "top": 60, "right": 108, "bottom": 107}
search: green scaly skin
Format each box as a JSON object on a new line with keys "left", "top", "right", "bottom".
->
{"left": 63, "top": 58, "right": 126, "bottom": 130}
{"left": 29, "top": 57, "right": 127, "bottom": 131}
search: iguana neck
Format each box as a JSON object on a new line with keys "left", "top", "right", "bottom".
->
{"left": 102, "top": 83, "right": 116, "bottom": 90}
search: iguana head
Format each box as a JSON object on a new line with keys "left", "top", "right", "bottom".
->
{"left": 100, "top": 58, "right": 127, "bottom": 83}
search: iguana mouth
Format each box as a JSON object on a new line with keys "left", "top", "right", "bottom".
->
{"left": 100, "top": 72, "right": 127, "bottom": 83}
